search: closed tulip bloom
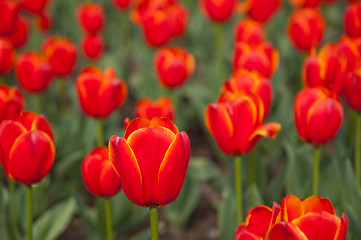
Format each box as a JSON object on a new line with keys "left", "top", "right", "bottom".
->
{"left": 109, "top": 117, "right": 190, "bottom": 207}
{"left": 113, "top": 0, "right": 132, "bottom": 9}
{"left": 287, "top": 8, "right": 325, "bottom": 52}
{"left": 81, "top": 34, "right": 104, "bottom": 59}
{"left": 294, "top": 87, "right": 343, "bottom": 145}
{"left": 0, "top": 111, "right": 55, "bottom": 185}
{"left": 15, "top": 52, "right": 53, "bottom": 93}
{"left": 76, "top": 66, "right": 128, "bottom": 118}
{"left": 338, "top": 36, "right": 360, "bottom": 74}
{"left": 0, "top": 0, "right": 19, "bottom": 35}
{"left": 344, "top": 67, "right": 361, "bottom": 111}
{"left": 168, "top": 4, "right": 188, "bottom": 37}
{"left": 239, "top": 0, "right": 282, "bottom": 23}
{"left": 154, "top": 46, "right": 195, "bottom": 88}
{"left": 344, "top": 3, "right": 361, "bottom": 38}
{"left": 21, "top": 0, "right": 48, "bottom": 15}
{"left": 199, "top": 0, "right": 237, "bottom": 22}
{"left": 0, "top": 84, "right": 25, "bottom": 121}
{"left": 8, "top": 16, "right": 29, "bottom": 48}
{"left": 42, "top": 36, "right": 77, "bottom": 76}
{"left": 36, "top": 13, "right": 52, "bottom": 33}
{"left": 234, "top": 18, "right": 265, "bottom": 45}
{"left": 77, "top": 3, "right": 105, "bottom": 34}
{"left": 82, "top": 146, "right": 122, "bottom": 198}
{"left": 205, "top": 91, "right": 281, "bottom": 155}
{"left": 289, "top": 0, "right": 321, "bottom": 8}
{"left": 136, "top": 96, "right": 175, "bottom": 121}
{"left": 0, "top": 38, "right": 15, "bottom": 74}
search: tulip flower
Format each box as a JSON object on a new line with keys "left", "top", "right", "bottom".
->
{"left": 109, "top": 117, "right": 190, "bottom": 239}
{"left": 0, "top": 38, "right": 15, "bottom": 74}
{"left": 135, "top": 96, "right": 175, "bottom": 121}
{"left": 199, "top": 0, "right": 237, "bottom": 22}
{"left": 8, "top": 15, "right": 29, "bottom": 48}
{"left": 15, "top": 51, "right": 53, "bottom": 93}
{"left": 113, "top": 0, "right": 132, "bottom": 9}
{"left": 238, "top": 0, "right": 282, "bottom": 23}
{"left": 337, "top": 36, "right": 360, "bottom": 74}
{"left": 289, "top": 0, "right": 321, "bottom": 8}
{"left": 81, "top": 34, "right": 104, "bottom": 59}
{"left": 0, "top": 0, "right": 19, "bottom": 35}
{"left": 154, "top": 46, "right": 195, "bottom": 88}
{"left": 36, "top": 13, "right": 52, "bottom": 32}
{"left": 344, "top": 3, "right": 361, "bottom": 38}
{"left": 42, "top": 36, "right": 77, "bottom": 76}
{"left": 21, "top": 0, "right": 48, "bottom": 15}
{"left": 0, "top": 84, "right": 25, "bottom": 122}
{"left": 287, "top": 8, "right": 325, "bottom": 52}
{"left": 77, "top": 3, "right": 105, "bottom": 34}
{"left": 234, "top": 18, "right": 265, "bottom": 45}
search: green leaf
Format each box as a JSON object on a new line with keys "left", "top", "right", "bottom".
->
{"left": 243, "top": 184, "right": 264, "bottom": 212}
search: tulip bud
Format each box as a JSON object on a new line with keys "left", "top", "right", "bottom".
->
{"left": 81, "top": 34, "right": 104, "bottom": 59}
{"left": 344, "top": 68, "right": 361, "bottom": 112}
{"left": 135, "top": 96, "right": 175, "bottom": 121}
{"left": 0, "top": 38, "right": 15, "bottom": 74}
{"left": 8, "top": 15, "right": 29, "bottom": 48}
{"left": 344, "top": 3, "right": 361, "bottom": 38}
{"left": 0, "top": 0, "right": 19, "bottom": 35}
{"left": 0, "top": 84, "right": 25, "bottom": 121}
{"left": 36, "top": 13, "right": 52, "bottom": 32}
{"left": 113, "top": 0, "right": 132, "bottom": 9}
{"left": 234, "top": 18, "right": 265, "bottom": 45}
{"left": 199, "top": 0, "right": 237, "bottom": 22}
{"left": 77, "top": 3, "right": 105, "bottom": 34}
{"left": 21, "top": 0, "right": 48, "bottom": 15}
{"left": 239, "top": 0, "right": 282, "bottom": 23}
{"left": 338, "top": 36, "right": 360, "bottom": 74}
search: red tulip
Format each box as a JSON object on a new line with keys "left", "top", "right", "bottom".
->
{"left": 344, "top": 67, "right": 361, "bottom": 111}
{"left": 113, "top": 0, "right": 132, "bottom": 9}
{"left": 21, "top": 0, "right": 48, "bottom": 15}
{"left": 0, "top": 38, "right": 15, "bottom": 74}
{"left": 287, "top": 8, "right": 325, "bottom": 52}
{"left": 205, "top": 91, "right": 281, "bottom": 155}
{"left": 36, "top": 13, "right": 52, "bottom": 32}
{"left": 81, "top": 34, "right": 104, "bottom": 59}
{"left": 344, "top": 3, "right": 361, "bottom": 38}
{"left": 15, "top": 51, "right": 53, "bottom": 93}
{"left": 294, "top": 87, "right": 343, "bottom": 145}
{"left": 199, "top": 0, "right": 237, "bottom": 22}
{"left": 0, "top": 0, "right": 20, "bottom": 35}
{"left": 109, "top": 117, "right": 190, "bottom": 207}
{"left": 0, "top": 111, "right": 55, "bottom": 185}
{"left": 337, "top": 36, "right": 360, "bottom": 74}
{"left": 289, "top": 0, "right": 321, "bottom": 8}
{"left": 154, "top": 46, "right": 195, "bottom": 88}
{"left": 0, "top": 84, "right": 25, "bottom": 121}
{"left": 234, "top": 18, "right": 265, "bottom": 45}
{"left": 168, "top": 4, "right": 188, "bottom": 37}
{"left": 82, "top": 146, "right": 122, "bottom": 198}
{"left": 77, "top": 3, "right": 105, "bottom": 34}
{"left": 135, "top": 96, "right": 175, "bottom": 121}
{"left": 8, "top": 15, "right": 29, "bottom": 48}
{"left": 42, "top": 36, "right": 77, "bottom": 76}
{"left": 76, "top": 66, "right": 128, "bottom": 118}
{"left": 239, "top": 0, "right": 282, "bottom": 23}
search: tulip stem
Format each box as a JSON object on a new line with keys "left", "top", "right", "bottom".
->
{"left": 26, "top": 185, "right": 33, "bottom": 240}
{"left": 97, "top": 119, "right": 104, "bottom": 146}
{"left": 171, "top": 90, "right": 178, "bottom": 123}
{"left": 356, "top": 113, "right": 361, "bottom": 189}
{"left": 33, "top": 94, "right": 42, "bottom": 113}
{"left": 235, "top": 156, "right": 243, "bottom": 223}
{"left": 104, "top": 198, "right": 113, "bottom": 240}
{"left": 250, "top": 151, "right": 256, "bottom": 185}
{"left": 56, "top": 78, "right": 67, "bottom": 113}
{"left": 150, "top": 207, "right": 158, "bottom": 240}
{"left": 312, "top": 146, "right": 320, "bottom": 195}
{"left": 213, "top": 24, "right": 223, "bottom": 61}
{"left": 8, "top": 180, "right": 19, "bottom": 240}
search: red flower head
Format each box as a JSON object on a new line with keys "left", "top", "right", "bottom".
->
{"left": 0, "top": 84, "right": 25, "bottom": 121}
{"left": 113, "top": 0, "right": 132, "bottom": 9}
{"left": 81, "top": 146, "right": 122, "bottom": 198}
{"left": 337, "top": 36, "right": 360, "bottom": 74}
{"left": 222, "top": 69, "right": 272, "bottom": 118}
{"left": 344, "top": 66, "right": 361, "bottom": 112}
{"left": 77, "top": 3, "right": 105, "bottom": 34}
{"left": 21, "top": 0, "right": 48, "bottom": 15}
{"left": 15, "top": 51, "right": 53, "bottom": 93}
{"left": 154, "top": 46, "right": 195, "bottom": 88}
{"left": 239, "top": 0, "right": 282, "bottom": 23}
{"left": 205, "top": 91, "right": 281, "bottom": 155}
{"left": 76, "top": 66, "right": 128, "bottom": 118}
{"left": 0, "top": 0, "right": 20, "bottom": 35}
{"left": 109, "top": 117, "right": 190, "bottom": 207}
{"left": 233, "top": 41, "right": 279, "bottom": 78}
{"left": 135, "top": 96, "right": 175, "bottom": 121}
{"left": 294, "top": 87, "right": 343, "bottom": 145}
{"left": 199, "top": 0, "right": 237, "bottom": 22}
{"left": 42, "top": 36, "right": 77, "bottom": 76}
{"left": 81, "top": 34, "right": 104, "bottom": 59}
{"left": 289, "top": 0, "right": 321, "bottom": 8}
{"left": 344, "top": 3, "right": 361, "bottom": 38}
{"left": 287, "top": 8, "right": 326, "bottom": 52}
{"left": 36, "top": 13, "right": 53, "bottom": 32}
{"left": 234, "top": 18, "right": 265, "bottom": 45}
{"left": 0, "top": 111, "right": 55, "bottom": 185}
{"left": 8, "top": 15, "right": 29, "bottom": 48}
{"left": 0, "top": 38, "right": 15, "bottom": 74}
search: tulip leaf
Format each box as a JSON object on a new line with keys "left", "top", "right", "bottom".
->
{"left": 75, "top": 195, "right": 99, "bottom": 240}
{"left": 345, "top": 203, "right": 361, "bottom": 240}
{"left": 244, "top": 184, "right": 264, "bottom": 211}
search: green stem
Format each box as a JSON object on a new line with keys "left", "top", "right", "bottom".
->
{"left": 213, "top": 24, "right": 223, "bottom": 60}
{"left": 235, "top": 156, "right": 243, "bottom": 223}
{"left": 26, "top": 185, "right": 33, "bottom": 240}
{"left": 104, "top": 198, "right": 113, "bottom": 240}
{"left": 33, "top": 94, "right": 42, "bottom": 113}
{"left": 250, "top": 151, "right": 256, "bottom": 185}
{"left": 97, "top": 119, "right": 104, "bottom": 146}
{"left": 312, "top": 146, "right": 320, "bottom": 195}
{"left": 150, "top": 207, "right": 158, "bottom": 240}
{"left": 171, "top": 90, "right": 178, "bottom": 124}
{"left": 56, "top": 78, "right": 67, "bottom": 113}
{"left": 355, "top": 113, "right": 361, "bottom": 189}
{"left": 8, "top": 180, "right": 19, "bottom": 240}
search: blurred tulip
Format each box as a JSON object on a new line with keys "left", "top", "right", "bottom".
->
{"left": 344, "top": 67, "right": 361, "bottom": 111}
{"left": 36, "top": 13, "right": 52, "bottom": 32}
{"left": 239, "top": 0, "right": 282, "bottom": 23}
{"left": 8, "top": 15, "right": 29, "bottom": 48}
{"left": 15, "top": 51, "right": 53, "bottom": 93}
{"left": 113, "top": 0, "right": 132, "bottom": 9}
{"left": 338, "top": 36, "right": 360, "bottom": 74}
{"left": 81, "top": 34, "right": 104, "bottom": 59}
{"left": 0, "top": 0, "right": 19, "bottom": 35}
{"left": 0, "top": 111, "right": 55, "bottom": 185}
{"left": 289, "top": 0, "right": 321, "bottom": 8}
{"left": 0, "top": 38, "right": 15, "bottom": 74}
{"left": 109, "top": 117, "right": 190, "bottom": 207}
{"left": 154, "top": 46, "right": 195, "bottom": 88}
{"left": 77, "top": 3, "right": 105, "bottom": 34}
{"left": 287, "top": 8, "right": 325, "bottom": 52}
{"left": 82, "top": 146, "right": 122, "bottom": 198}
{"left": 135, "top": 96, "right": 175, "bottom": 121}
{"left": 168, "top": 4, "right": 188, "bottom": 37}
{"left": 205, "top": 91, "right": 281, "bottom": 155}
{"left": 234, "top": 18, "right": 265, "bottom": 45}
{"left": 76, "top": 66, "right": 128, "bottom": 118}
{"left": 42, "top": 36, "right": 77, "bottom": 76}
{"left": 21, "top": 0, "right": 48, "bottom": 15}
{"left": 294, "top": 87, "right": 343, "bottom": 145}
{"left": 0, "top": 84, "right": 25, "bottom": 121}
{"left": 199, "top": 0, "right": 237, "bottom": 22}
{"left": 344, "top": 3, "right": 361, "bottom": 38}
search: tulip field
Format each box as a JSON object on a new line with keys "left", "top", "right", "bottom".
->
{"left": 1, "top": 0, "right": 361, "bottom": 239}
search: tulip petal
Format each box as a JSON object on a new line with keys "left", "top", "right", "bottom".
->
{"left": 270, "top": 202, "right": 281, "bottom": 226}
{"left": 246, "top": 122, "right": 281, "bottom": 153}
{"left": 243, "top": 205, "right": 273, "bottom": 238}
{"left": 32, "top": 114, "right": 54, "bottom": 141}
{"left": 281, "top": 195, "right": 304, "bottom": 222}
{"left": 335, "top": 213, "right": 348, "bottom": 240}
{"left": 266, "top": 222, "right": 307, "bottom": 240}
{"left": 82, "top": 154, "right": 103, "bottom": 196}
{"left": 99, "top": 161, "right": 121, "bottom": 198}
{"left": 150, "top": 117, "right": 178, "bottom": 135}
{"left": 302, "top": 195, "right": 336, "bottom": 215}
{"left": 235, "top": 224, "right": 260, "bottom": 240}
{"left": 124, "top": 117, "right": 150, "bottom": 139}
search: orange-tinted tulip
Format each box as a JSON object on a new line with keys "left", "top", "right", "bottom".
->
{"left": 42, "top": 36, "right": 77, "bottom": 76}
{"left": 8, "top": 15, "right": 29, "bottom": 48}
{"left": 239, "top": 0, "right": 282, "bottom": 23}
{"left": 113, "top": 0, "right": 132, "bottom": 9}
{"left": 294, "top": 87, "right": 343, "bottom": 145}
{"left": 338, "top": 36, "right": 360, "bottom": 74}
{"left": 15, "top": 51, "right": 53, "bottom": 93}
{"left": 234, "top": 18, "right": 265, "bottom": 45}
{"left": 81, "top": 34, "right": 104, "bottom": 59}
{"left": 205, "top": 91, "right": 281, "bottom": 155}
{"left": 0, "top": 84, "right": 25, "bottom": 121}
{"left": 0, "top": 38, "right": 15, "bottom": 74}
{"left": 287, "top": 8, "right": 325, "bottom": 52}
{"left": 344, "top": 67, "right": 361, "bottom": 111}
{"left": 21, "top": 0, "right": 48, "bottom": 15}
{"left": 77, "top": 3, "right": 105, "bottom": 34}
{"left": 82, "top": 146, "right": 122, "bottom": 198}
{"left": 135, "top": 96, "right": 175, "bottom": 121}
{"left": 76, "top": 66, "right": 128, "bottom": 118}
{"left": 0, "top": 111, "right": 55, "bottom": 185}
{"left": 344, "top": 3, "right": 361, "bottom": 38}
{"left": 154, "top": 46, "right": 195, "bottom": 88}
{"left": 199, "top": 0, "right": 237, "bottom": 22}
{"left": 109, "top": 117, "right": 190, "bottom": 207}
{"left": 0, "top": 0, "right": 19, "bottom": 35}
